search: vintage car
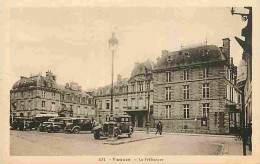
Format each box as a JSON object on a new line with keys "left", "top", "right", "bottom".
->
{"left": 65, "top": 118, "right": 93, "bottom": 133}
{"left": 46, "top": 122, "right": 66, "bottom": 133}
{"left": 11, "top": 118, "right": 40, "bottom": 131}
{"left": 93, "top": 115, "right": 134, "bottom": 140}
{"left": 38, "top": 122, "right": 53, "bottom": 132}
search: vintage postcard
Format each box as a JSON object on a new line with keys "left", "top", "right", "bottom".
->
{"left": 1, "top": 0, "right": 259, "bottom": 163}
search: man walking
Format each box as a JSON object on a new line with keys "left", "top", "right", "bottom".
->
{"left": 156, "top": 121, "right": 163, "bottom": 135}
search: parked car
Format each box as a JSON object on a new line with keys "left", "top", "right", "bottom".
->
{"left": 93, "top": 115, "right": 134, "bottom": 140}
{"left": 65, "top": 118, "right": 92, "bottom": 133}
{"left": 46, "top": 122, "right": 66, "bottom": 133}
{"left": 38, "top": 122, "right": 53, "bottom": 132}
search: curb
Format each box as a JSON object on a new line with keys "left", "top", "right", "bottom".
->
{"left": 134, "top": 130, "right": 236, "bottom": 138}
{"left": 104, "top": 135, "right": 163, "bottom": 145}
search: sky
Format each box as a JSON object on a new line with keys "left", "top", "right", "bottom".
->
{"left": 9, "top": 7, "right": 248, "bottom": 91}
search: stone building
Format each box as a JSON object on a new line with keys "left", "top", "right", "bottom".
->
{"left": 10, "top": 71, "right": 95, "bottom": 120}
{"left": 152, "top": 38, "right": 242, "bottom": 134}
{"left": 94, "top": 60, "right": 154, "bottom": 127}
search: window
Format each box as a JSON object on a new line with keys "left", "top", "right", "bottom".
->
{"left": 131, "top": 98, "right": 136, "bottom": 107}
{"left": 123, "top": 99, "right": 128, "bottom": 107}
{"left": 183, "top": 85, "right": 189, "bottom": 100}
{"left": 88, "top": 99, "right": 92, "bottom": 104}
{"left": 184, "top": 70, "right": 189, "bottom": 80}
{"left": 202, "top": 83, "right": 210, "bottom": 98}
{"left": 231, "top": 87, "right": 234, "bottom": 102}
{"left": 225, "top": 66, "right": 229, "bottom": 80}
{"left": 203, "top": 68, "right": 209, "bottom": 79}
{"left": 21, "top": 101, "right": 24, "bottom": 110}
{"left": 106, "top": 103, "right": 110, "bottom": 109}
{"left": 42, "top": 101, "right": 45, "bottom": 108}
{"left": 42, "top": 91, "right": 45, "bottom": 98}
{"left": 183, "top": 104, "right": 189, "bottom": 119}
{"left": 115, "top": 99, "right": 119, "bottom": 109}
{"left": 138, "top": 82, "right": 143, "bottom": 91}
{"left": 28, "top": 100, "right": 31, "bottom": 110}
{"left": 131, "top": 83, "right": 135, "bottom": 92}
{"left": 52, "top": 92, "right": 55, "bottom": 99}
{"left": 51, "top": 102, "right": 55, "bottom": 111}
{"left": 166, "top": 105, "right": 171, "bottom": 119}
{"left": 165, "top": 87, "right": 171, "bottom": 100}
{"left": 99, "top": 102, "right": 102, "bottom": 110}
{"left": 166, "top": 72, "right": 171, "bottom": 82}
{"left": 214, "top": 112, "right": 218, "bottom": 126}
{"left": 77, "top": 106, "right": 80, "bottom": 114}
{"left": 202, "top": 103, "right": 210, "bottom": 118}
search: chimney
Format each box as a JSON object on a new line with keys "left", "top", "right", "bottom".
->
{"left": 117, "top": 74, "right": 122, "bottom": 82}
{"left": 222, "top": 38, "right": 230, "bottom": 63}
{"left": 20, "top": 76, "right": 27, "bottom": 80}
{"left": 46, "top": 70, "right": 56, "bottom": 81}
{"left": 162, "top": 50, "right": 168, "bottom": 56}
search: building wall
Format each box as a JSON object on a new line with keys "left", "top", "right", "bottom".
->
{"left": 153, "top": 63, "right": 241, "bottom": 134}
{"left": 10, "top": 77, "right": 95, "bottom": 119}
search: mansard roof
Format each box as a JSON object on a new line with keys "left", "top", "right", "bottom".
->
{"left": 155, "top": 45, "right": 226, "bottom": 70}
{"left": 130, "top": 60, "right": 155, "bottom": 78}
{"left": 12, "top": 75, "right": 58, "bottom": 90}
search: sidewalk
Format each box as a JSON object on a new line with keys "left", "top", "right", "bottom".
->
{"left": 104, "top": 133, "right": 163, "bottom": 145}
{"left": 134, "top": 128, "right": 236, "bottom": 138}
{"left": 223, "top": 138, "right": 252, "bottom": 155}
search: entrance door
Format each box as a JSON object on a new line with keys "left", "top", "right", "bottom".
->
{"left": 218, "top": 112, "right": 225, "bottom": 133}
{"left": 138, "top": 115, "right": 143, "bottom": 127}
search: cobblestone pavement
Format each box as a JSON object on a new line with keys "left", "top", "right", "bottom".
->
{"left": 10, "top": 130, "right": 244, "bottom": 156}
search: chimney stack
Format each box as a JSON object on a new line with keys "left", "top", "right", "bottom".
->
{"left": 222, "top": 38, "right": 230, "bottom": 63}
{"left": 117, "top": 74, "right": 122, "bottom": 82}
{"left": 162, "top": 50, "right": 168, "bottom": 56}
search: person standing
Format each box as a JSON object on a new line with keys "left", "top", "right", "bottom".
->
{"left": 156, "top": 121, "right": 163, "bottom": 135}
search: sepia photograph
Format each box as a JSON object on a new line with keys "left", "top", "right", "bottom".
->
{"left": 1, "top": 1, "right": 259, "bottom": 163}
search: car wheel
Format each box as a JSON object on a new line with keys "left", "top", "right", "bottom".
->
{"left": 73, "top": 128, "right": 80, "bottom": 134}
{"left": 114, "top": 130, "right": 119, "bottom": 139}
{"left": 47, "top": 129, "right": 52, "bottom": 133}
{"left": 94, "top": 131, "right": 100, "bottom": 139}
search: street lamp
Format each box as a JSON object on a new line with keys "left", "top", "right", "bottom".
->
{"left": 107, "top": 32, "right": 119, "bottom": 140}
{"left": 145, "top": 67, "right": 152, "bottom": 134}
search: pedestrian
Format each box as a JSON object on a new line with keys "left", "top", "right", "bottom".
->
{"left": 92, "top": 119, "right": 97, "bottom": 128}
{"left": 156, "top": 121, "right": 163, "bottom": 135}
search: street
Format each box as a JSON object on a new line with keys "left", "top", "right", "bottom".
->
{"left": 10, "top": 130, "right": 247, "bottom": 156}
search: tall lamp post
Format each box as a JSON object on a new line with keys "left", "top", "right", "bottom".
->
{"left": 145, "top": 67, "right": 152, "bottom": 134}
{"left": 108, "top": 32, "right": 119, "bottom": 140}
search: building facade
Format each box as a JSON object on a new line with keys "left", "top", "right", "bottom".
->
{"left": 10, "top": 71, "right": 95, "bottom": 120}
{"left": 152, "top": 39, "right": 241, "bottom": 134}
{"left": 94, "top": 61, "right": 154, "bottom": 128}
{"left": 94, "top": 38, "right": 242, "bottom": 134}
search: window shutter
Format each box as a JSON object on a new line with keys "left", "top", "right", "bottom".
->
{"left": 180, "top": 85, "right": 183, "bottom": 100}
{"left": 190, "top": 69, "right": 193, "bottom": 80}
{"left": 209, "top": 67, "right": 212, "bottom": 78}
{"left": 199, "top": 83, "right": 202, "bottom": 99}
{"left": 199, "top": 68, "right": 203, "bottom": 79}
{"left": 171, "top": 86, "right": 174, "bottom": 101}
{"left": 180, "top": 70, "right": 184, "bottom": 81}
